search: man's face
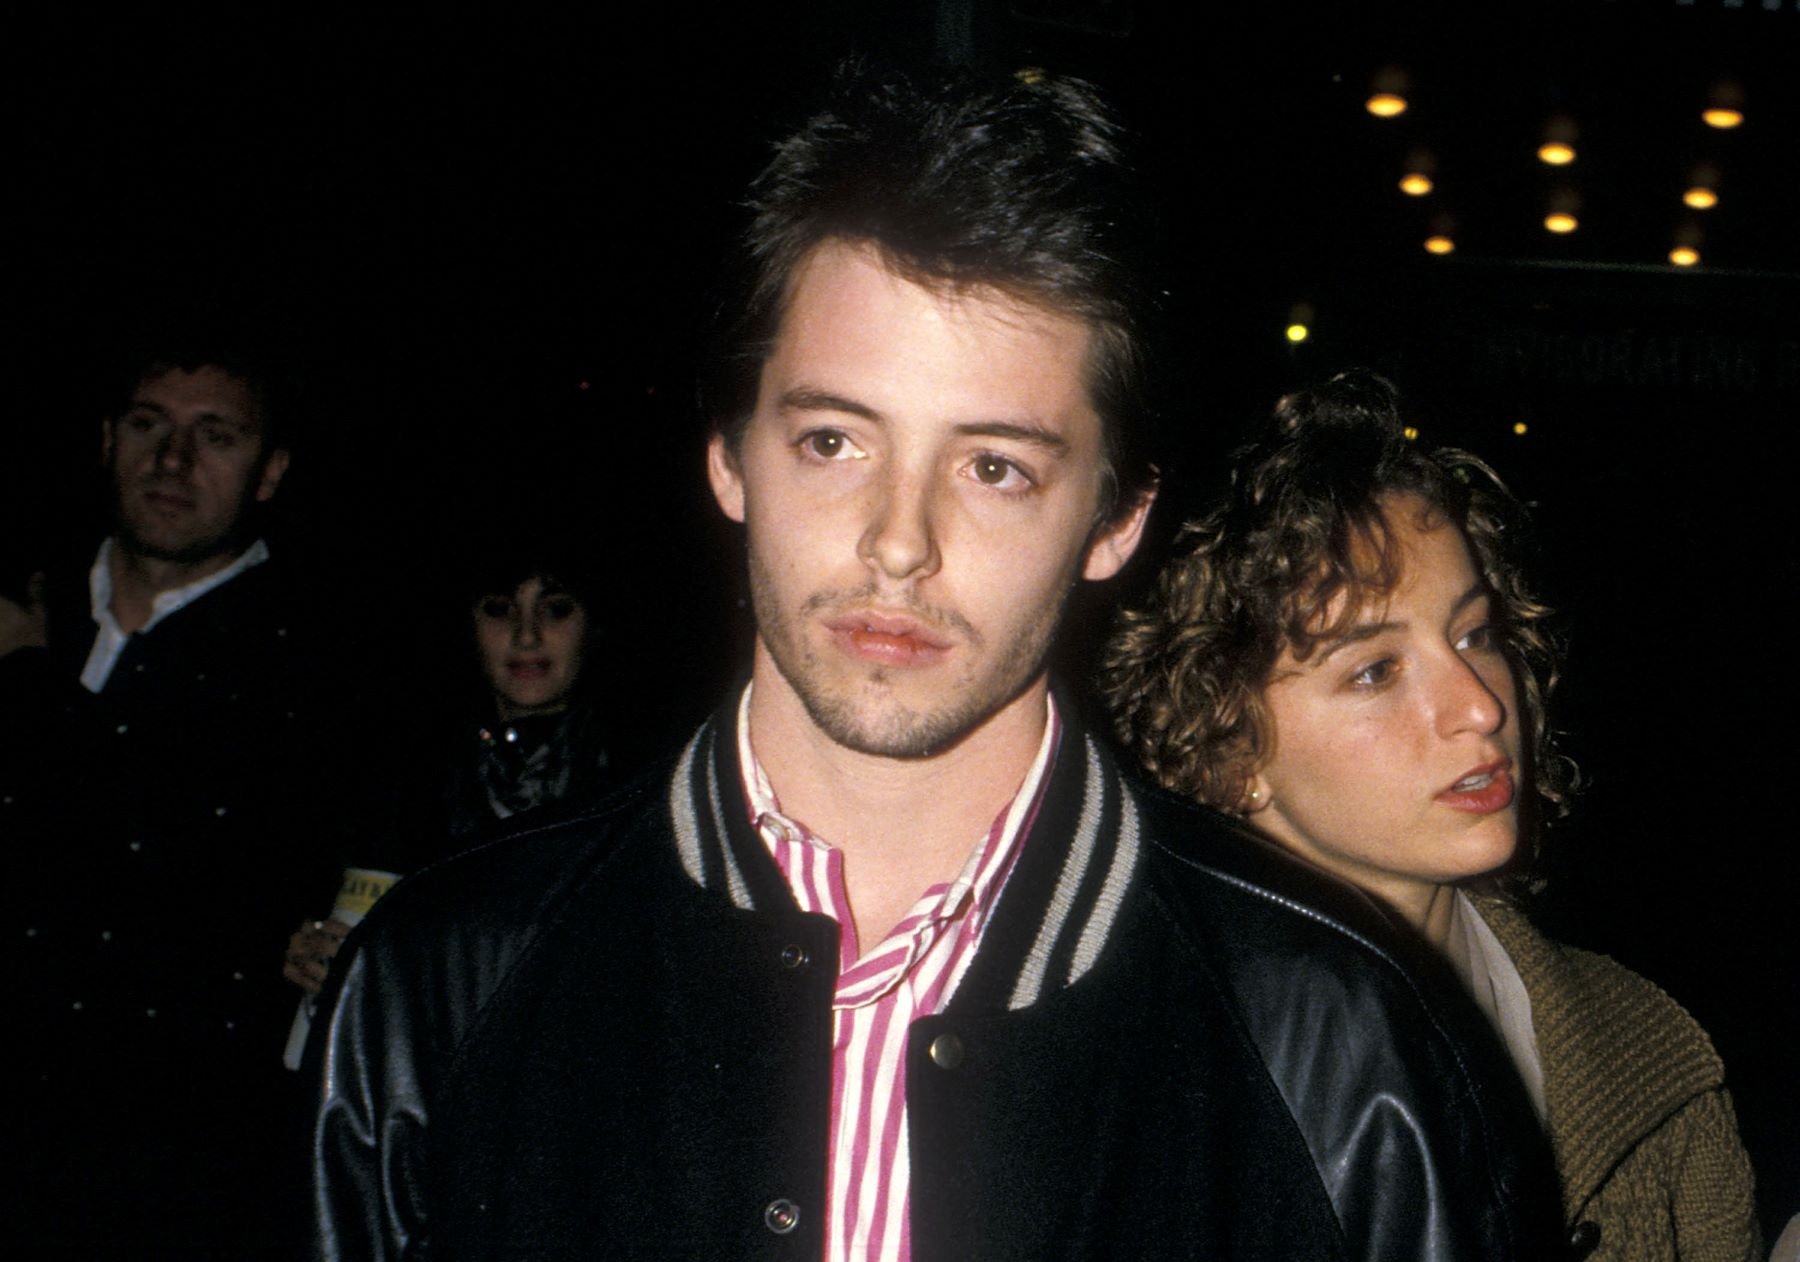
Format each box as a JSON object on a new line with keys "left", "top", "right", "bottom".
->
{"left": 708, "top": 240, "right": 1149, "bottom": 758}
{"left": 103, "top": 366, "right": 289, "bottom": 564}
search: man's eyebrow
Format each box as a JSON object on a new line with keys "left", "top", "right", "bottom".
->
{"left": 777, "top": 387, "right": 880, "bottom": 420}
{"left": 953, "top": 421, "right": 1069, "bottom": 456}
{"left": 1313, "top": 581, "right": 1489, "bottom": 665}
{"left": 777, "top": 389, "right": 1071, "bottom": 456}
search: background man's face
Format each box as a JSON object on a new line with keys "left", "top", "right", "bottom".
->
{"left": 709, "top": 240, "right": 1147, "bottom": 758}
{"left": 103, "top": 366, "right": 288, "bottom": 564}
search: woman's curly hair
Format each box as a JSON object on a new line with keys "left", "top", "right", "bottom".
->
{"left": 1101, "top": 371, "right": 1574, "bottom": 884}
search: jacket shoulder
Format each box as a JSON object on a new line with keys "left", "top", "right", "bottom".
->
{"left": 1131, "top": 785, "right": 1566, "bottom": 1256}
{"left": 347, "top": 768, "right": 665, "bottom": 973}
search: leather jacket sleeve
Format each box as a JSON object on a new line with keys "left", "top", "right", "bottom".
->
{"left": 1158, "top": 815, "right": 1567, "bottom": 1262}
{"left": 312, "top": 939, "right": 434, "bottom": 1261}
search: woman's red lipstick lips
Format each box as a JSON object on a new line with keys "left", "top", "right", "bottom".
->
{"left": 1437, "top": 760, "right": 1515, "bottom": 813}
{"left": 826, "top": 612, "right": 951, "bottom": 666}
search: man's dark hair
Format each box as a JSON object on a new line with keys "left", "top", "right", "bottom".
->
{"left": 702, "top": 61, "right": 1161, "bottom": 526}
{"left": 115, "top": 344, "right": 291, "bottom": 453}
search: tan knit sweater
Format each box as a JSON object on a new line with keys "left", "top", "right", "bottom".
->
{"left": 1474, "top": 898, "right": 1761, "bottom": 1262}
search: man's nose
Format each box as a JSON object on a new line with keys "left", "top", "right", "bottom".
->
{"left": 858, "top": 473, "right": 941, "bottom": 583}
{"left": 156, "top": 425, "right": 196, "bottom": 471}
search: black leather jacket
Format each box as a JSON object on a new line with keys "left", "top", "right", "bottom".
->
{"left": 311, "top": 705, "right": 1564, "bottom": 1260}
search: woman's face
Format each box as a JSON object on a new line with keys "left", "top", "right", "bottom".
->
{"left": 473, "top": 576, "right": 588, "bottom": 719}
{"left": 1248, "top": 497, "right": 1521, "bottom": 926}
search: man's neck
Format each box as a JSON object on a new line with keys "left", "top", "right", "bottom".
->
{"left": 747, "top": 648, "right": 1052, "bottom": 945}
{"left": 107, "top": 539, "right": 242, "bottom": 635}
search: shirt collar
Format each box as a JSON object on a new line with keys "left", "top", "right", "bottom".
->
{"left": 89, "top": 535, "right": 271, "bottom": 638}
{"left": 734, "top": 680, "right": 1060, "bottom": 930}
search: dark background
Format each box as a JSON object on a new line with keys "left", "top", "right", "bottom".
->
{"left": 11, "top": 0, "right": 1797, "bottom": 1231}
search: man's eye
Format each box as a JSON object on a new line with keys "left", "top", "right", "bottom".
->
{"left": 967, "top": 454, "right": 1031, "bottom": 491}
{"left": 540, "top": 597, "right": 580, "bottom": 621}
{"left": 202, "top": 427, "right": 237, "bottom": 449}
{"left": 799, "top": 430, "right": 862, "bottom": 461}
{"left": 124, "top": 413, "right": 159, "bottom": 433}
{"left": 476, "top": 598, "right": 515, "bottom": 620}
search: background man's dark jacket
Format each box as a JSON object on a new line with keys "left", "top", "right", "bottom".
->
{"left": 14, "top": 554, "right": 339, "bottom": 1255}
{"left": 312, "top": 699, "right": 1565, "bottom": 1260}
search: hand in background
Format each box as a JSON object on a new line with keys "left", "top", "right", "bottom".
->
{"left": 0, "top": 571, "right": 49, "bottom": 659}
{"left": 283, "top": 918, "right": 351, "bottom": 995}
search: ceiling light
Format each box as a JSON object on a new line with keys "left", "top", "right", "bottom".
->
{"left": 1669, "top": 246, "right": 1700, "bottom": 267}
{"left": 1285, "top": 324, "right": 1310, "bottom": 344}
{"left": 1703, "top": 80, "right": 1745, "bottom": 130}
{"left": 1512, "top": 422, "right": 1529, "bottom": 436}
{"left": 1683, "top": 187, "right": 1719, "bottom": 210}
{"left": 1424, "top": 235, "right": 1455, "bottom": 255}
{"left": 1544, "top": 213, "right": 1578, "bottom": 234}
{"left": 1537, "top": 142, "right": 1575, "bottom": 166}
{"left": 1400, "top": 173, "right": 1433, "bottom": 196}
{"left": 1366, "top": 66, "right": 1409, "bottom": 119}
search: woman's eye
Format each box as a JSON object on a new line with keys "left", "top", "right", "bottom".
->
{"left": 540, "top": 597, "right": 579, "bottom": 621}
{"left": 1350, "top": 658, "right": 1396, "bottom": 688}
{"left": 477, "top": 598, "right": 515, "bottom": 620}
{"left": 800, "top": 430, "right": 862, "bottom": 461}
{"left": 1456, "top": 625, "right": 1498, "bottom": 653}
{"left": 966, "top": 454, "right": 1031, "bottom": 491}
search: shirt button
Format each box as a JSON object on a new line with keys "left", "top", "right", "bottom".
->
{"left": 763, "top": 1198, "right": 800, "bottom": 1235}
{"left": 929, "top": 1033, "right": 965, "bottom": 1069}
{"left": 779, "top": 944, "right": 809, "bottom": 970}
{"left": 1568, "top": 1221, "right": 1602, "bottom": 1257}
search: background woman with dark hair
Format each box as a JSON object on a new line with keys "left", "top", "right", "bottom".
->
{"left": 1103, "top": 372, "right": 1759, "bottom": 1260}
{"left": 281, "top": 537, "right": 611, "bottom": 1000}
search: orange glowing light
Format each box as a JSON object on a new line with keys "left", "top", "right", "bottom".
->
{"left": 1669, "top": 247, "right": 1700, "bottom": 267}
{"left": 1544, "top": 213, "right": 1578, "bottom": 234}
{"left": 1683, "top": 187, "right": 1718, "bottom": 210}
{"left": 1424, "top": 235, "right": 1455, "bottom": 255}
{"left": 1366, "top": 93, "right": 1407, "bottom": 118}
{"left": 1702, "top": 108, "right": 1743, "bottom": 130}
{"left": 1537, "top": 142, "right": 1575, "bottom": 166}
{"left": 1399, "top": 173, "right": 1433, "bottom": 196}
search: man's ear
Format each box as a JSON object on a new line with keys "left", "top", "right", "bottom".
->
{"left": 100, "top": 417, "right": 115, "bottom": 465}
{"left": 256, "top": 447, "right": 291, "bottom": 503}
{"left": 1082, "top": 481, "right": 1156, "bottom": 581}
{"left": 707, "top": 432, "right": 747, "bottom": 524}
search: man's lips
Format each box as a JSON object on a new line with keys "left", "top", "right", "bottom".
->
{"left": 141, "top": 487, "right": 197, "bottom": 511}
{"left": 1436, "top": 760, "right": 1515, "bottom": 813}
{"left": 824, "top": 612, "right": 952, "bottom": 666}
{"left": 506, "top": 659, "right": 552, "bottom": 679}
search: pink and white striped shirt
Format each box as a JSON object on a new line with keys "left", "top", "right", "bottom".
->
{"left": 735, "top": 687, "right": 1059, "bottom": 1262}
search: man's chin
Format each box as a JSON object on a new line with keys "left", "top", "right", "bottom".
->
{"left": 117, "top": 526, "right": 241, "bottom": 567}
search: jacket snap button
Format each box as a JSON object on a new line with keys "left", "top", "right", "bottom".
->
{"left": 779, "top": 944, "right": 809, "bottom": 970}
{"left": 1568, "top": 1221, "right": 1601, "bottom": 1257}
{"left": 929, "top": 1033, "right": 964, "bottom": 1069}
{"left": 763, "top": 1198, "right": 800, "bottom": 1234}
